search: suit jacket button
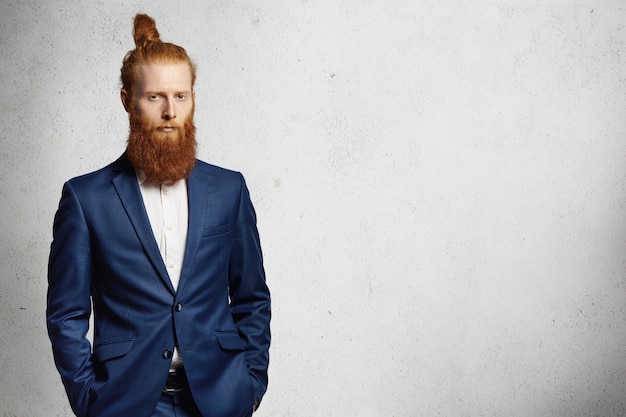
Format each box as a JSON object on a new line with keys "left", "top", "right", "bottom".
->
{"left": 175, "top": 303, "right": 183, "bottom": 312}
{"left": 163, "top": 350, "right": 172, "bottom": 359}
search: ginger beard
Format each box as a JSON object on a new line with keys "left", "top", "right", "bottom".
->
{"left": 126, "top": 105, "right": 197, "bottom": 184}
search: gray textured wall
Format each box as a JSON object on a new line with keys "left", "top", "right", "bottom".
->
{"left": 1, "top": 1, "right": 625, "bottom": 416}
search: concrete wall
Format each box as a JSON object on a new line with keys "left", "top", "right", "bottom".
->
{"left": 1, "top": 1, "right": 625, "bottom": 416}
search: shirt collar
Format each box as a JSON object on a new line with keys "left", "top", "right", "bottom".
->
{"left": 135, "top": 169, "right": 148, "bottom": 185}
{"left": 135, "top": 169, "right": 188, "bottom": 188}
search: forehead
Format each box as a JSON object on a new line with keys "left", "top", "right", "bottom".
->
{"left": 134, "top": 62, "right": 193, "bottom": 92}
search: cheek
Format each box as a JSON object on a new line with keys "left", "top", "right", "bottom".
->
{"left": 134, "top": 102, "right": 159, "bottom": 120}
{"left": 135, "top": 109, "right": 161, "bottom": 126}
{"left": 181, "top": 109, "right": 193, "bottom": 121}
{"left": 182, "top": 104, "right": 195, "bottom": 121}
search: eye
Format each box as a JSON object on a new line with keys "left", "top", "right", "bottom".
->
{"left": 148, "top": 94, "right": 160, "bottom": 101}
{"left": 176, "top": 94, "right": 186, "bottom": 100}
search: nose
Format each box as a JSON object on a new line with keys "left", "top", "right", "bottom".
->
{"left": 162, "top": 99, "right": 176, "bottom": 120}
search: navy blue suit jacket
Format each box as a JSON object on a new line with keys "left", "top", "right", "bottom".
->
{"left": 46, "top": 154, "right": 271, "bottom": 417}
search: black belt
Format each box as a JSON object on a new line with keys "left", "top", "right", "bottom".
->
{"left": 163, "top": 369, "right": 188, "bottom": 393}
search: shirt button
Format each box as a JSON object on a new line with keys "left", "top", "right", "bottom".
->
{"left": 175, "top": 303, "right": 183, "bottom": 312}
{"left": 162, "top": 350, "right": 172, "bottom": 359}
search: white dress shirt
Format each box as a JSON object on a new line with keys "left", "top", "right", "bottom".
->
{"left": 137, "top": 172, "right": 188, "bottom": 369}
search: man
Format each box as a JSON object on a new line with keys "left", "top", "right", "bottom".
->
{"left": 46, "top": 14, "right": 271, "bottom": 417}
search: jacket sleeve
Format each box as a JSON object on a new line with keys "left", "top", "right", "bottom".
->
{"left": 46, "top": 181, "right": 94, "bottom": 417}
{"left": 228, "top": 173, "right": 271, "bottom": 404}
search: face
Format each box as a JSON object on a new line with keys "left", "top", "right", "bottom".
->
{"left": 122, "top": 62, "right": 197, "bottom": 184}
{"left": 122, "top": 62, "right": 195, "bottom": 138}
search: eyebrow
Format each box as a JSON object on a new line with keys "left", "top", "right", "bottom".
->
{"left": 145, "top": 90, "right": 192, "bottom": 95}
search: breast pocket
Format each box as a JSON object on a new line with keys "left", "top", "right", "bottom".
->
{"left": 201, "top": 223, "right": 231, "bottom": 238}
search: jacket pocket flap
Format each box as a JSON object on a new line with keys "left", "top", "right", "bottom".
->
{"left": 202, "top": 223, "right": 231, "bottom": 238}
{"left": 93, "top": 338, "right": 134, "bottom": 363}
{"left": 215, "top": 332, "right": 245, "bottom": 351}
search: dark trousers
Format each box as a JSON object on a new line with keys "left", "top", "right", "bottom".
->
{"left": 150, "top": 390, "right": 203, "bottom": 417}
{"left": 150, "top": 392, "right": 255, "bottom": 417}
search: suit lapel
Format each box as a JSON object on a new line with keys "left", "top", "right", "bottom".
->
{"left": 111, "top": 155, "right": 175, "bottom": 294}
{"left": 176, "top": 166, "right": 213, "bottom": 295}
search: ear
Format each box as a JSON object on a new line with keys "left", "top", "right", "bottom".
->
{"left": 120, "top": 89, "right": 130, "bottom": 113}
